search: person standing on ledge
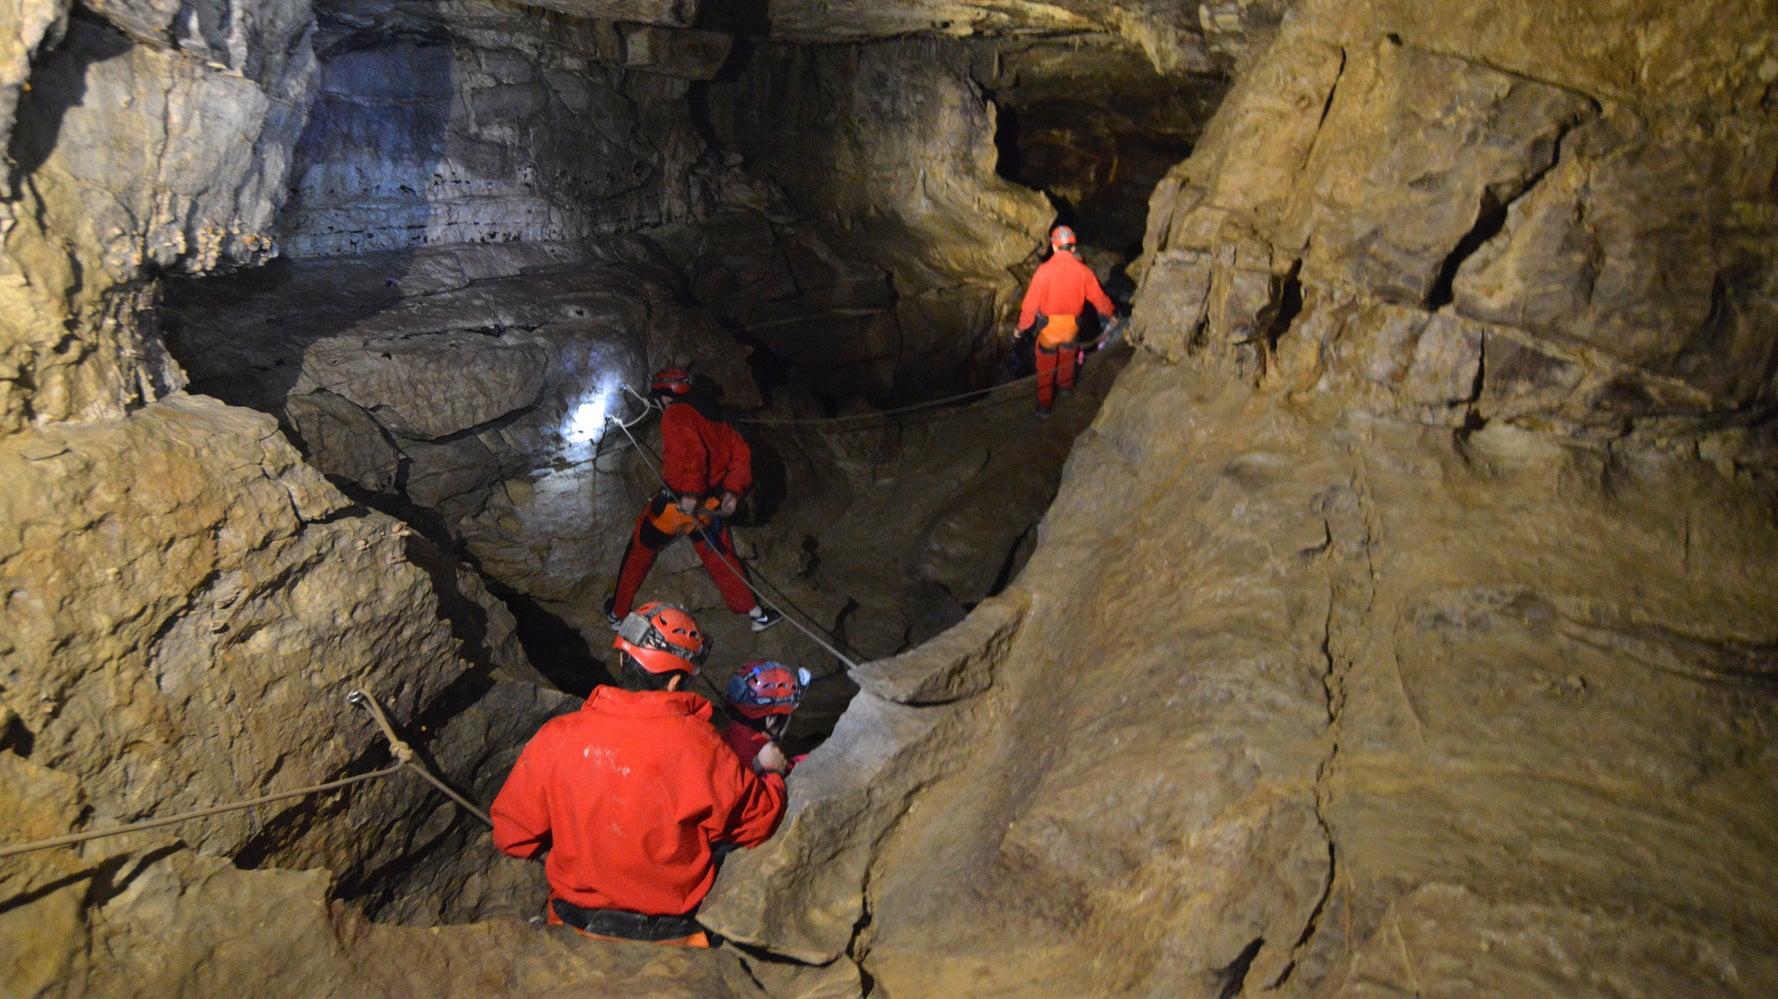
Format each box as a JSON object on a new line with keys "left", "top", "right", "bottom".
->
{"left": 1015, "top": 225, "right": 1117, "bottom": 416}
{"left": 491, "top": 602, "right": 789, "bottom": 947}
{"left": 605, "top": 366, "right": 781, "bottom": 631}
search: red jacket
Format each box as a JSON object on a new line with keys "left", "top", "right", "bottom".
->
{"left": 1017, "top": 250, "right": 1115, "bottom": 336}
{"left": 720, "top": 721, "right": 801, "bottom": 776}
{"left": 661, "top": 402, "right": 752, "bottom": 497}
{"left": 491, "top": 686, "right": 787, "bottom": 916}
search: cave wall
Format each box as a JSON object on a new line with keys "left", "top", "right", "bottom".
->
{"left": 704, "top": 1, "right": 1778, "bottom": 996}
{"left": 0, "top": 1, "right": 311, "bottom": 432}
{"left": 0, "top": 2, "right": 601, "bottom": 990}
{"left": 278, "top": 2, "right": 723, "bottom": 256}
{"left": 3, "top": 0, "right": 1775, "bottom": 995}
{"left": 705, "top": 37, "right": 1054, "bottom": 394}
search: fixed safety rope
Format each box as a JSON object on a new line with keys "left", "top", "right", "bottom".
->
{"left": 730, "top": 373, "right": 1038, "bottom": 428}
{"left": 0, "top": 690, "right": 489, "bottom": 861}
{"left": 728, "top": 319, "right": 1127, "bottom": 430}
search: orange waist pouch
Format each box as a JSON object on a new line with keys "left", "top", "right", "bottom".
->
{"left": 1036, "top": 314, "right": 1080, "bottom": 348}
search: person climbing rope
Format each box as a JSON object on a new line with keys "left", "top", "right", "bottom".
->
{"left": 490, "top": 602, "right": 789, "bottom": 947}
{"left": 720, "top": 659, "right": 813, "bottom": 776}
{"left": 604, "top": 366, "right": 781, "bottom": 631}
{"left": 1014, "top": 225, "right": 1118, "bottom": 416}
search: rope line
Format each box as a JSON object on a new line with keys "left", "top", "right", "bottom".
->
{"left": 730, "top": 373, "right": 1038, "bottom": 427}
{"left": 0, "top": 690, "right": 490, "bottom": 861}
{"left": 727, "top": 323, "right": 1125, "bottom": 430}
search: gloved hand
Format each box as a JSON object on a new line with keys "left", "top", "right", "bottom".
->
{"left": 718, "top": 491, "right": 739, "bottom": 517}
{"left": 677, "top": 493, "right": 698, "bottom": 516}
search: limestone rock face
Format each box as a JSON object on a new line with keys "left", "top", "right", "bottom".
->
{"left": 279, "top": 2, "right": 712, "bottom": 256}
{"left": 0, "top": 1, "right": 314, "bottom": 431}
{"left": 705, "top": 1, "right": 1778, "bottom": 996}
{"left": 706, "top": 39, "right": 1054, "bottom": 395}
{"left": 1134, "top": 10, "right": 1778, "bottom": 444}
{"left": 0, "top": 394, "right": 568, "bottom": 984}
{"left": 763, "top": 0, "right": 1287, "bottom": 74}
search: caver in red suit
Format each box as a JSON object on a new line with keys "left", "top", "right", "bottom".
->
{"left": 1016, "top": 225, "right": 1116, "bottom": 413}
{"left": 607, "top": 367, "right": 778, "bottom": 631}
{"left": 492, "top": 603, "right": 787, "bottom": 946}
{"left": 718, "top": 659, "right": 812, "bottom": 776}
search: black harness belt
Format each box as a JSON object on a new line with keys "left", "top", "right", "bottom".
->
{"left": 551, "top": 899, "right": 704, "bottom": 941}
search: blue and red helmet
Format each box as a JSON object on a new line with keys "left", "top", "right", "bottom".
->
{"left": 725, "top": 660, "right": 811, "bottom": 719}
{"left": 1049, "top": 225, "right": 1077, "bottom": 251}
{"left": 651, "top": 366, "right": 693, "bottom": 396}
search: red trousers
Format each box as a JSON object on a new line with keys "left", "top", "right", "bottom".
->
{"left": 612, "top": 495, "right": 756, "bottom": 617}
{"left": 1035, "top": 342, "right": 1079, "bottom": 410}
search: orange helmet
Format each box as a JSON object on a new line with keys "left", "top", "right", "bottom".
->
{"left": 651, "top": 367, "right": 692, "bottom": 395}
{"left": 725, "top": 660, "right": 811, "bottom": 719}
{"left": 1049, "top": 225, "right": 1076, "bottom": 251}
{"left": 613, "top": 601, "right": 708, "bottom": 675}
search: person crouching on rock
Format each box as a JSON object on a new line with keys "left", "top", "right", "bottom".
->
{"left": 720, "top": 659, "right": 813, "bottom": 777}
{"left": 490, "top": 602, "right": 789, "bottom": 947}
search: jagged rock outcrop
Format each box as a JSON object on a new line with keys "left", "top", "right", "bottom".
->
{"left": 0, "top": 1, "right": 313, "bottom": 431}
{"left": 762, "top": 0, "right": 1287, "bottom": 75}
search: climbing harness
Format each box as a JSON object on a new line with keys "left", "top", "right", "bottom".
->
{"left": 0, "top": 689, "right": 491, "bottom": 861}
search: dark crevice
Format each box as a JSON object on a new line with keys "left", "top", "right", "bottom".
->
{"left": 489, "top": 584, "right": 614, "bottom": 699}
{"left": 1427, "top": 189, "right": 1508, "bottom": 309}
{"left": 1214, "top": 936, "right": 1265, "bottom": 999}
{"left": 0, "top": 707, "right": 35, "bottom": 757}
{"left": 1263, "top": 260, "right": 1305, "bottom": 350}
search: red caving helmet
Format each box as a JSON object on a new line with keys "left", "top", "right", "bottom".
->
{"left": 1049, "top": 225, "right": 1077, "bottom": 251}
{"left": 725, "top": 660, "right": 811, "bottom": 719}
{"left": 651, "top": 366, "right": 693, "bottom": 396}
{"left": 613, "top": 601, "right": 709, "bottom": 675}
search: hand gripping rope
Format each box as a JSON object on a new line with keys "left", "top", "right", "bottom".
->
{"left": 0, "top": 689, "right": 490, "bottom": 861}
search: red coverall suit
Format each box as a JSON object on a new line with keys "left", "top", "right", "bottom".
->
{"left": 1017, "top": 250, "right": 1115, "bottom": 411}
{"left": 611, "top": 400, "right": 758, "bottom": 618}
{"left": 491, "top": 686, "right": 788, "bottom": 940}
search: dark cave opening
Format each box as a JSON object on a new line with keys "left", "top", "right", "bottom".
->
{"left": 978, "top": 41, "right": 1229, "bottom": 259}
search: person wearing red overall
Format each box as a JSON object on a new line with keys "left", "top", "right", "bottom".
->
{"left": 606, "top": 367, "right": 780, "bottom": 632}
{"left": 719, "top": 660, "right": 813, "bottom": 776}
{"left": 1016, "top": 225, "right": 1117, "bottom": 415}
{"left": 491, "top": 602, "right": 789, "bottom": 947}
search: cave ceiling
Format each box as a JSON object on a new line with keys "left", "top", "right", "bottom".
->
{"left": 510, "top": 0, "right": 1281, "bottom": 72}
